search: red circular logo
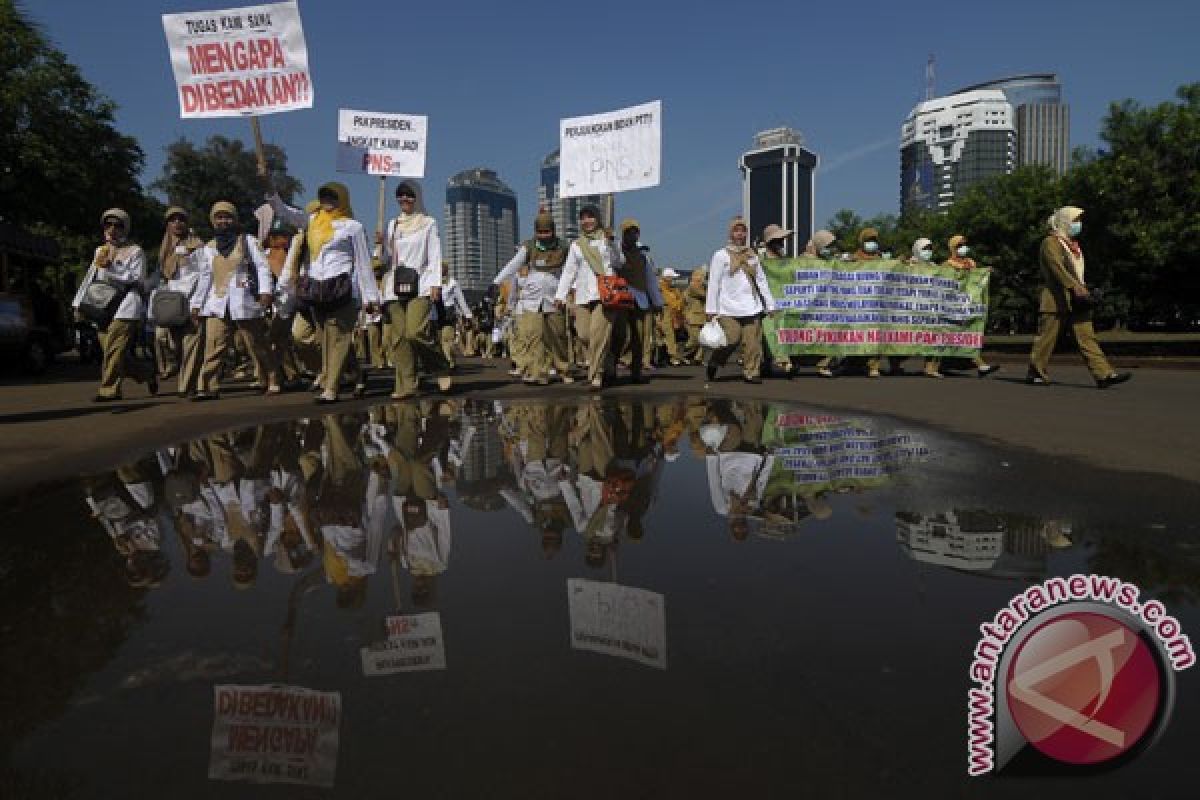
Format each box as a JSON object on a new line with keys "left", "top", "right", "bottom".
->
{"left": 1005, "top": 611, "right": 1162, "bottom": 765}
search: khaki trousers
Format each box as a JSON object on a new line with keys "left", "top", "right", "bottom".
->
{"left": 97, "top": 319, "right": 152, "bottom": 398}
{"left": 1030, "top": 311, "right": 1114, "bottom": 380}
{"left": 267, "top": 313, "right": 301, "bottom": 382}
{"left": 439, "top": 324, "right": 458, "bottom": 368}
{"left": 575, "top": 302, "right": 620, "bottom": 384}
{"left": 542, "top": 309, "right": 572, "bottom": 375}
{"left": 387, "top": 297, "right": 448, "bottom": 395}
{"left": 163, "top": 319, "right": 203, "bottom": 394}
{"left": 153, "top": 326, "right": 176, "bottom": 378}
{"left": 513, "top": 312, "right": 543, "bottom": 378}
{"left": 368, "top": 321, "right": 386, "bottom": 369}
{"left": 291, "top": 313, "right": 322, "bottom": 376}
{"left": 316, "top": 302, "right": 360, "bottom": 397}
{"left": 657, "top": 314, "right": 680, "bottom": 361}
{"left": 199, "top": 314, "right": 277, "bottom": 393}
{"left": 708, "top": 315, "right": 764, "bottom": 378}
{"left": 614, "top": 308, "right": 646, "bottom": 375}
{"left": 683, "top": 322, "right": 704, "bottom": 362}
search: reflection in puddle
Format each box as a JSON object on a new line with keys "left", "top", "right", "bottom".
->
{"left": 4, "top": 396, "right": 1199, "bottom": 796}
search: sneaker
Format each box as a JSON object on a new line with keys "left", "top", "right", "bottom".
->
{"left": 868, "top": 369, "right": 882, "bottom": 379}
{"left": 1026, "top": 370, "right": 1049, "bottom": 385}
{"left": 924, "top": 371, "right": 944, "bottom": 379}
{"left": 508, "top": 368, "right": 521, "bottom": 377}
{"left": 977, "top": 364, "right": 1000, "bottom": 377}
{"left": 437, "top": 375, "right": 453, "bottom": 393}
{"left": 743, "top": 374, "right": 762, "bottom": 384}
{"left": 1096, "top": 372, "right": 1132, "bottom": 389}
{"left": 589, "top": 378, "right": 603, "bottom": 392}
{"left": 670, "top": 359, "right": 683, "bottom": 367}
{"left": 817, "top": 367, "right": 835, "bottom": 378}
{"left": 560, "top": 374, "right": 575, "bottom": 385}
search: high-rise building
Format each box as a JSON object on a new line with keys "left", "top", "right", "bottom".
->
{"left": 739, "top": 127, "right": 818, "bottom": 254}
{"left": 900, "top": 90, "right": 1015, "bottom": 213}
{"left": 537, "top": 149, "right": 609, "bottom": 239}
{"left": 953, "top": 74, "right": 1069, "bottom": 175}
{"left": 444, "top": 168, "right": 519, "bottom": 296}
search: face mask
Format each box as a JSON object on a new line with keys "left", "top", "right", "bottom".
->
{"left": 1069, "top": 221, "right": 1082, "bottom": 237}
{"left": 863, "top": 241, "right": 879, "bottom": 254}
{"left": 882, "top": 251, "right": 893, "bottom": 260}
{"left": 956, "top": 245, "right": 970, "bottom": 257}
{"left": 819, "top": 247, "right": 833, "bottom": 258}
{"left": 918, "top": 249, "right": 933, "bottom": 261}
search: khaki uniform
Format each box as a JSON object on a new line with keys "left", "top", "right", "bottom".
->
{"left": 99, "top": 319, "right": 154, "bottom": 397}
{"left": 709, "top": 315, "right": 764, "bottom": 377}
{"left": 682, "top": 275, "right": 707, "bottom": 362}
{"left": 1029, "top": 235, "right": 1114, "bottom": 380}
{"left": 658, "top": 279, "right": 683, "bottom": 363}
{"left": 386, "top": 295, "right": 448, "bottom": 395}
{"left": 162, "top": 318, "right": 204, "bottom": 394}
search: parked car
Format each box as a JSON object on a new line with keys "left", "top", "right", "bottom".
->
{"left": 0, "top": 291, "right": 72, "bottom": 374}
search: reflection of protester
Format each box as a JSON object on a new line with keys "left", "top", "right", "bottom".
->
{"left": 72, "top": 208, "right": 157, "bottom": 401}
{"left": 702, "top": 402, "right": 774, "bottom": 541}
{"left": 85, "top": 460, "right": 170, "bottom": 587}
{"left": 1027, "top": 207, "right": 1131, "bottom": 389}
{"left": 705, "top": 217, "right": 776, "bottom": 385}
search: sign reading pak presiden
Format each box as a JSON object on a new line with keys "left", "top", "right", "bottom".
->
{"left": 559, "top": 100, "right": 661, "bottom": 198}
{"left": 163, "top": 1, "right": 312, "bottom": 118}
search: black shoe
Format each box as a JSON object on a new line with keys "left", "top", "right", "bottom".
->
{"left": 315, "top": 395, "right": 340, "bottom": 405}
{"left": 190, "top": 391, "right": 215, "bottom": 402}
{"left": 1026, "top": 370, "right": 1049, "bottom": 386}
{"left": 92, "top": 393, "right": 121, "bottom": 403}
{"left": 743, "top": 375, "right": 762, "bottom": 384}
{"left": 977, "top": 365, "right": 1000, "bottom": 377}
{"left": 1096, "top": 372, "right": 1132, "bottom": 389}
{"left": 147, "top": 375, "right": 158, "bottom": 396}
{"left": 705, "top": 365, "right": 718, "bottom": 383}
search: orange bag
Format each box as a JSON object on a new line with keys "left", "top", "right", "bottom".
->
{"left": 597, "top": 275, "right": 635, "bottom": 310}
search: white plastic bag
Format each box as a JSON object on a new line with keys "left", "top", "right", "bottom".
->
{"left": 698, "top": 319, "right": 727, "bottom": 349}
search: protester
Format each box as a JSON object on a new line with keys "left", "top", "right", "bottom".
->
{"left": 261, "top": 218, "right": 304, "bottom": 390}
{"left": 705, "top": 217, "right": 776, "bottom": 386}
{"left": 760, "top": 224, "right": 793, "bottom": 378}
{"left": 153, "top": 206, "right": 206, "bottom": 397}
{"left": 377, "top": 181, "right": 451, "bottom": 400}
{"left": 681, "top": 267, "right": 708, "bottom": 364}
{"left": 555, "top": 205, "right": 624, "bottom": 390}
{"left": 73, "top": 208, "right": 157, "bottom": 401}
{"left": 613, "top": 219, "right": 663, "bottom": 384}
{"left": 269, "top": 183, "right": 381, "bottom": 403}
{"left": 656, "top": 268, "right": 684, "bottom": 366}
{"left": 852, "top": 227, "right": 888, "bottom": 378}
{"left": 805, "top": 229, "right": 840, "bottom": 378}
{"left": 938, "top": 234, "right": 998, "bottom": 378}
{"left": 1028, "top": 207, "right": 1131, "bottom": 389}
{"left": 437, "top": 270, "right": 474, "bottom": 372}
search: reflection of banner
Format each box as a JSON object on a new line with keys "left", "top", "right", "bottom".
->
{"left": 209, "top": 685, "right": 340, "bottom": 788}
{"left": 761, "top": 258, "right": 990, "bottom": 357}
{"left": 559, "top": 100, "right": 661, "bottom": 198}
{"left": 361, "top": 613, "right": 446, "bottom": 675}
{"left": 336, "top": 109, "right": 427, "bottom": 177}
{"left": 762, "top": 408, "right": 929, "bottom": 495}
{"left": 567, "top": 579, "right": 666, "bottom": 670}
{"left": 162, "top": 1, "right": 312, "bottom": 118}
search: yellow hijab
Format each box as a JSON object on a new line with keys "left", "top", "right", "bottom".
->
{"left": 307, "top": 182, "right": 354, "bottom": 258}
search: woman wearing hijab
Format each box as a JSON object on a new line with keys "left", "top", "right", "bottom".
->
{"left": 933, "top": 234, "right": 999, "bottom": 379}
{"left": 72, "top": 208, "right": 157, "bottom": 401}
{"left": 269, "top": 183, "right": 382, "bottom": 403}
{"left": 191, "top": 201, "right": 278, "bottom": 401}
{"left": 153, "top": 207, "right": 206, "bottom": 396}
{"left": 377, "top": 181, "right": 452, "bottom": 399}
{"left": 1028, "top": 207, "right": 1130, "bottom": 388}
{"left": 554, "top": 204, "right": 624, "bottom": 390}
{"left": 801, "top": 230, "right": 842, "bottom": 378}
{"left": 704, "top": 217, "right": 777, "bottom": 385}
{"left": 852, "top": 227, "right": 889, "bottom": 378}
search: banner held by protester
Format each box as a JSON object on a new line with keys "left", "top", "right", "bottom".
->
{"left": 162, "top": 1, "right": 313, "bottom": 119}
{"left": 559, "top": 100, "right": 661, "bottom": 199}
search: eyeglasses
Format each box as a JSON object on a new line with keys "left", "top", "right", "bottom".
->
{"left": 397, "top": 194, "right": 416, "bottom": 201}
{"left": 103, "top": 220, "right": 125, "bottom": 229}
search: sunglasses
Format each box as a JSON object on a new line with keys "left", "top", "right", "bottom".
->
{"left": 103, "top": 220, "right": 126, "bottom": 229}
{"left": 397, "top": 193, "right": 416, "bottom": 200}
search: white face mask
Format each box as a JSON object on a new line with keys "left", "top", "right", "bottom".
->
{"left": 918, "top": 249, "right": 933, "bottom": 261}
{"left": 863, "top": 241, "right": 879, "bottom": 254}
{"left": 956, "top": 245, "right": 971, "bottom": 257}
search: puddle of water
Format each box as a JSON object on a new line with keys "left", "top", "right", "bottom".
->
{"left": 1, "top": 396, "right": 1197, "bottom": 798}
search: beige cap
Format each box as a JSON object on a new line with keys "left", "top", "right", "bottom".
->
{"left": 762, "top": 224, "right": 792, "bottom": 243}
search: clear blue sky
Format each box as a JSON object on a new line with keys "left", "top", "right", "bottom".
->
{"left": 27, "top": 0, "right": 1198, "bottom": 267}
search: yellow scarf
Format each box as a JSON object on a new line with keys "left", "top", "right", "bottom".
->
{"left": 306, "top": 182, "right": 353, "bottom": 259}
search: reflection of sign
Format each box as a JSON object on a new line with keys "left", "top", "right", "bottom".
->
{"left": 336, "top": 109, "right": 427, "bottom": 177}
{"left": 567, "top": 579, "right": 666, "bottom": 670}
{"left": 560, "top": 100, "right": 661, "bottom": 198}
{"left": 162, "top": 1, "right": 312, "bottom": 118}
{"left": 209, "top": 684, "right": 340, "bottom": 788}
{"left": 361, "top": 613, "right": 446, "bottom": 675}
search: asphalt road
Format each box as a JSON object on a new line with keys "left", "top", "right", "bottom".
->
{"left": 0, "top": 357, "right": 1197, "bottom": 499}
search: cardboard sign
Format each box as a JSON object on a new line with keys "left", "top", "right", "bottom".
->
{"left": 336, "top": 110, "right": 428, "bottom": 177}
{"left": 361, "top": 612, "right": 446, "bottom": 675}
{"left": 567, "top": 579, "right": 667, "bottom": 670}
{"left": 559, "top": 100, "right": 661, "bottom": 198}
{"left": 162, "top": 1, "right": 313, "bottom": 118}
{"left": 208, "top": 684, "right": 340, "bottom": 788}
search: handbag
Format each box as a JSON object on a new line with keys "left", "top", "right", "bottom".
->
{"left": 597, "top": 274, "right": 634, "bottom": 310}
{"left": 392, "top": 266, "right": 420, "bottom": 300}
{"left": 601, "top": 466, "right": 636, "bottom": 506}
{"left": 296, "top": 272, "right": 353, "bottom": 312}
{"left": 79, "top": 279, "right": 127, "bottom": 327}
{"left": 151, "top": 289, "right": 190, "bottom": 327}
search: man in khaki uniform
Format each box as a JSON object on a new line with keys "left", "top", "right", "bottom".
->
{"left": 654, "top": 268, "right": 685, "bottom": 366}
{"left": 1028, "top": 206, "right": 1130, "bottom": 388}
{"left": 681, "top": 267, "right": 708, "bottom": 364}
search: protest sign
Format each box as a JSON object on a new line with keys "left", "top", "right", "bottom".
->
{"left": 208, "top": 684, "right": 340, "bottom": 788}
{"left": 567, "top": 579, "right": 667, "bottom": 670}
{"left": 360, "top": 612, "right": 446, "bottom": 675}
{"left": 336, "top": 110, "right": 428, "bottom": 177}
{"left": 760, "top": 258, "right": 991, "bottom": 357}
{"left": 162, "top": 1, "right": 312, "bottom": 118}
{"left": 559, "top": 100, "right": 661, "bottom": 198}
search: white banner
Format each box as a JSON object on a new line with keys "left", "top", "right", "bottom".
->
{"left": 336, "top": 110, "right": 428, "bottom": 177}
{"left": 162, "top": 1, "right": 313, "bottom": 118}
{"left": 567, "top": 579, "right": 667, "bottom": 670}
{"left": 208, "top": 684, "right": 340, "bottom": 788}
{"left": 559, "top": 100, "right": 662, "bottom": 198}
{"left": 361, "top": 612, "right": 446, "bottom": 675}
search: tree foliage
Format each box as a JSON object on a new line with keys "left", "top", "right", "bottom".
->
{"left": 151, "top": 135, "right": 302, "bottom": 240}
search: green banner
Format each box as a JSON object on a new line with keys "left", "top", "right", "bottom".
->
{"left": 760, "top": 257, "right": 990, "bottom": 357}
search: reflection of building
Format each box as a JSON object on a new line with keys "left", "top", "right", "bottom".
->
{"left": 896, "top": 510, "right": 1073, "bottom": 578}
{"left": 443, "top": 168, "right": 519, "bottom": 297}
{"left": 456, "top": 406, "right": 514, "bottom": 511}
{"left": 900, "top": 91, "right": 1015, "bottom": 213}
{"left": 538, "top": 149, "right": 608, "bottom": 240}
{"left": 953, "top": 74, "right": 1069, "bottom": 175}
{"left": 739, "top": 127, "right": 818, "bottom": 254}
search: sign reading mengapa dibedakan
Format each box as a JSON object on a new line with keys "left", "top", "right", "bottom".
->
{"left": 567, "top": 579, "right": 667, "bottom": 670}
{"left": 559, "top": 100, "right": 661, "bottom": 198}
{"left": 361, "top": 612, "right": 446, "bottom": 675}
{"left": 162, "top": 1, "right": 312, "bottom": 118}
{"left": 761, "top": 258, "right": 991, "bottom": 358}
{"left": 208, "top": 684, "right": 340, "bottom": 788}
{"left": 336, "top": 110, "right": 428, "bottom": 177}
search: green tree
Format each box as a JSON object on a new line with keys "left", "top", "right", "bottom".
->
{"left": 825, "top": 209, "right": 863, "bottom": 253}
{"left": 152, "top": 135, "right": 303, "bottom": 239}
{"left": 0, "top": 1, "right": 159, "bottom": 265}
